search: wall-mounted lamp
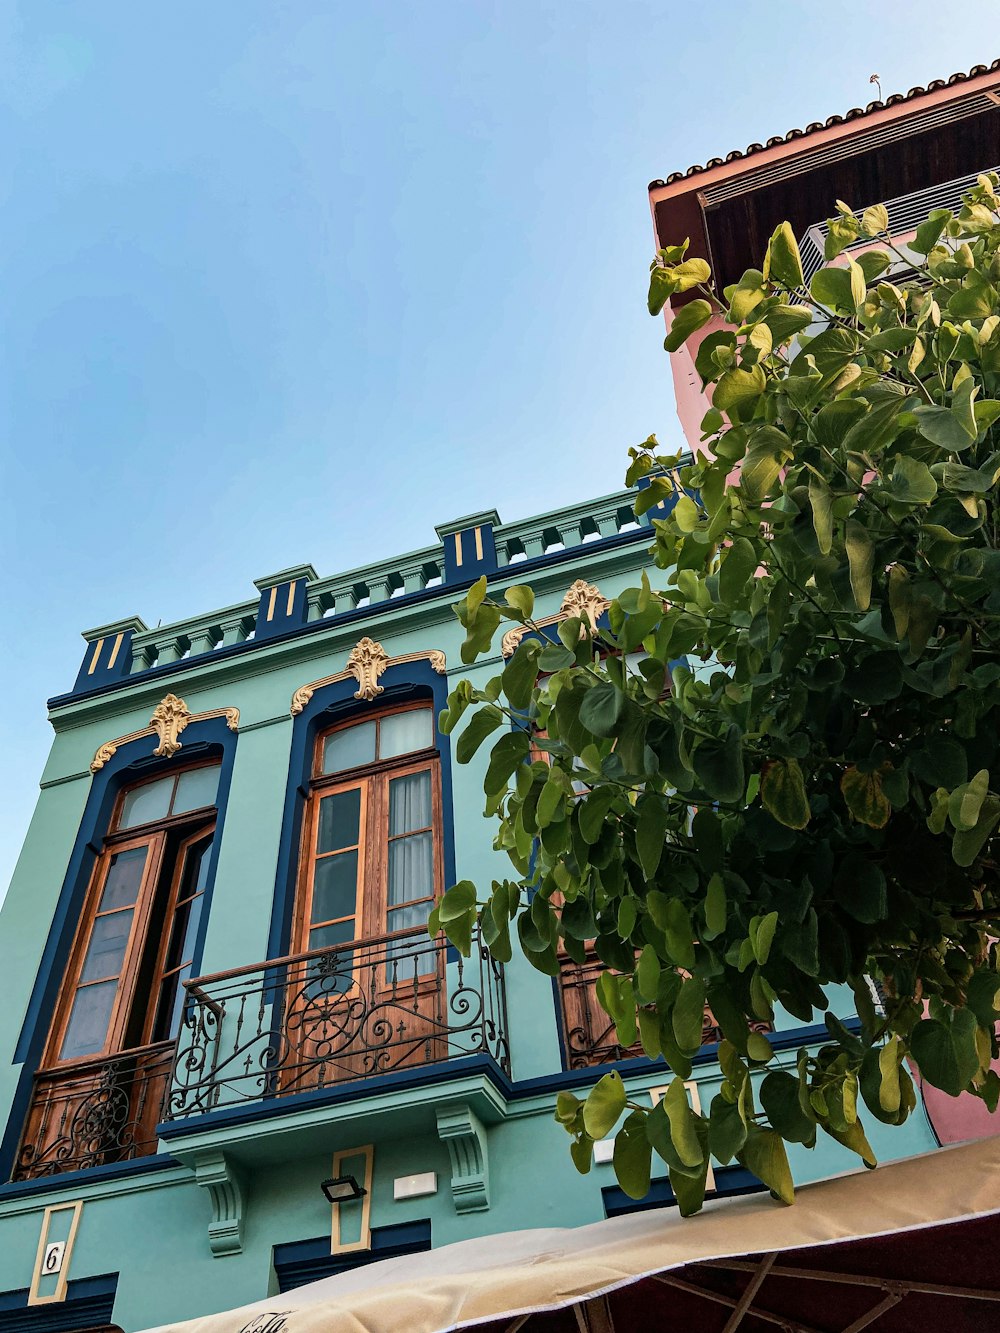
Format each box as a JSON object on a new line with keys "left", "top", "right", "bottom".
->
{"left": 321, "top": 1175, "right": 367, "bottom": 1204}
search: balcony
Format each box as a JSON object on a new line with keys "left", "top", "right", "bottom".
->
{"left": 13, "top": 1042, "right": 174, "bottom": 1181}
{"left": 164, "top": 926, "right": 509, "bottom": 1121}
{"left": 558, "top": 955, "right": 771, "bottom": 1070}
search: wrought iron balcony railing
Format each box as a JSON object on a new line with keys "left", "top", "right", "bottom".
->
{"left": 164, "top": 925, "right": 509, "bottom": 1120}
{"left": 13, "top": 1042, "right": 174, "bottom": 1181}
{"left": 557, "top": 954, "right": 771, "bottom": 1070}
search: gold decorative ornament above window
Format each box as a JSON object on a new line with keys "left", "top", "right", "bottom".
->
{"left": 290, "top": 639, "right": 447, "bottom": 715}
{"left": 90, "top": 695, "right": 240, "bottom": 773}
{"left": 501, "top": 580, "right": 610, "bottom": 657}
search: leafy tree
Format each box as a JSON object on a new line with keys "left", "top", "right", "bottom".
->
{"left": 431, "top": 178, "right": 1000, "bottom": 1213}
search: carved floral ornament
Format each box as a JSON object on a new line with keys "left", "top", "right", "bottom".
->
{"left": 501, "top": 579, "right": 610, "bottom": 657}
{"left": 91, "top": 694, "right": 240, "bottom": 774}
{"left": 290, "top": 639, "right": 447, "bottom": 715}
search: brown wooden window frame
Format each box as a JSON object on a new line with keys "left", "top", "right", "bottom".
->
{"left": 41, "top": 759, "right": 221, "bottom": 1071}
{"left": 293, "top": 702, "right": 445, "bottom": 962}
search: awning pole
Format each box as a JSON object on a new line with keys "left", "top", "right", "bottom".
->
{"left": 703, "top": 1258, "right": 1000, "bottom": 1303}
{"left": 839, "top": 1293, "right": 902, "bottom": 1333}
{"left": 653, "top": 1271, "right": 823, "bottom": 1333}
{"left": 721, "top": 1253, "right": 776, "bottom": 1333}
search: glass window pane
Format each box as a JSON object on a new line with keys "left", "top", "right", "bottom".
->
{"left": 119, "top": 777, "right": 172, "bottom": 829}
{"left": 60, "top": 980, "right": 118, "bottom": 1060}
{"left": 80, "top": 910, "right": 134, "bottom": 982}
{"left": 388, "top": 770, "right": 432, "bottom": 836}
{"left": 380, "top": 709, "right": 432, "bottom": 760}
{"left": 316, "top": 788, "right": 361, "bottom": 854}
{"left": 178, "top": 837, "right": 213, "bottom": 903}
{"left": 152, "top": 963, "right": 192, "bottom": 1043}
{"left": 99, "top": 846, "right": 148, "bottom": 910}
{"left": 173, "top": 766, "right": 220, "bottom": 816}
{"left": 311, "top": 850, "right": 359, "bottom": 924}
{"left": 308, "top": 919, "right": 356, "bottom": 951}
{"left": 322, "top": 722, "right": 376, "bottom": 774}
{"left": 388, "top": 832, "right": 434, "bottom": 907}
{"left": 385, "top": 902, "right": 435, "bottom": 976}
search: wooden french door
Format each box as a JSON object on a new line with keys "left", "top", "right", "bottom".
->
{"left": 286, "top": 719, "right": 446, "bottom": 1089}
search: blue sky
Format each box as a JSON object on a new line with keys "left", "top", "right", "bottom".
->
{"left": 1, "top": 3, "right": 996, "bottom": 895}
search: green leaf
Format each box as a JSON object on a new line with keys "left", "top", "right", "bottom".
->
{"left": 846, "top": 519, "right": 874, "bottom": 611}
{"left": 664, "top": 299, "right": 714, "bottom": 352}
{"left": 704, "top": 873, "right": 727, "bottom": 937}
{"left": 579, "top": 788, "right": 615, "bottom": 844}
{"left": 692, "top": 725, "right": 745, "bottom": 804}
{"left": 500, "top": 640, "right": 540, "bottom": 712}
{"left": 890, "top": 456, "right": 937, "bottom": 505}
{"left": 832, "top": 854, "right": 887, "bottom": 924}
{"left": 910, "top": 1013, "right": 980, "bottom": 1096}
{"left": 582, "top": 1071, "right": 628, "bottom": 1138}
{"left": 483, "top": 730, "right": 530, "bottom": 796}
{"left": 636, "top": 944, "right": 661, "bottom": 1004}
{"left": 840, "top": 766, "right": 892, "bottom": 829}
{"left": 878, "top": 1037, "right": 902, "bottom": 1113}
{"left": 811, "top": 265, "right": 856, "bottom": 312}
{"left": 672, "top": 975, "right": 708, "bottom": 1053}
{"left": 913, "top": 404, "right": 977, "bottom": 452}
{"left": 808, "top": 474, "right": 833, "bottom": 555}
{"left": 953, "top": 795, "right": 1000, "bottom": 867}
{"left": 438, "top": 880, "right": 478, "bottom": 921}
{"left": 504, "top": 585, "right": 534, "bottom": 619}
{"left": 613, "top": 1110, "right": 653, "bottom": 1199}
{"left": 738, "top": 1126, "right": 794, "bottom": 1204}
{"left": 708, "top": 1094, "right": 747, "bottom": 1163}
{"left": 456, "top": 705, "right": 504, "bottom": 764}
{"left": 718, "top": 536, "right": 758, "bottom": 603}
{"left": 663, "top": 1077, "right": 704, "bottom": 1167}
{"left": 714, "top": 365, "right": 766, "bottom": 415}
{"left": 760, "top": 758, "right": 811, "bottom": 829}
{"left": 861, "top": 203, "right": 889, "bottom": 236}
{"left": 570, "top": 1135, "right": 594, "bottom": 1174}
{"left": 673, "top": 494, "right": 700, "bottom": 532}
{"left": 912, "top": 208, "right": 951, "bottom": 254}
{"left": 763, "top": 221, "right": 804, "bottom": 290}
{"left": 635, "top": 795, "right": 669, "bottom": 880}
{"left": 760, "top": 1071, "right": 816, "bottom": 1145}
{"left": 579, "top": 682, "right": 626, "bottom": 738}
{"left": 670, "top": 257, "right": 711, "bottom": 292}
{"left": 948, "top": 768, "right": 989, "bottom": 831}
{"left": 647, "top": 892, "right": 696, "bottom": 969}
{"left": 751, "top": 911, "right": 779, "bottom": 965}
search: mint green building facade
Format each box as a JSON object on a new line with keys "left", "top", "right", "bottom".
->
{"left": 0, "top": 488, "right": 938, "bottom": 1333}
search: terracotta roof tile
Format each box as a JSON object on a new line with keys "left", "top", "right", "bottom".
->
{"left": 648, "top": 60, "right": 1000, "bottom": 189}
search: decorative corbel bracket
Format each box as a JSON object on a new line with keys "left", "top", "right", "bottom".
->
{"left": 194, "top": 1150, "right": 248, "bottom": 1257}
{"left": 91, "top": 694, "right": 240, "bottom": 773}
{"left": 290, "top": 640, "right": 447, "bottom": 715}
{"left": 436, "top": 1103, "right": 489, "bottom": 1213}
{"left": 501, "top": 579, "right": 610, "bottom": 657}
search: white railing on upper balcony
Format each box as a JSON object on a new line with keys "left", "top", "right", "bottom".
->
{"left": 799, "top": 165, "right": 1000, "bottom": 282}
{"left": 126, "top": 486, "right": 659, "bottom": 673}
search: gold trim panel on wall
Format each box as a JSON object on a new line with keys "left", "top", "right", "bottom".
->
{"left": 330, "top": 1144, "right": 374, "bottom": 1255}
{"left": 27, "top": 1200, "right": 83, "bottom": 1306}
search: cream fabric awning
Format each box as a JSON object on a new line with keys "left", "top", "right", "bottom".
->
{"left": 143, "top": 1137, "right": 1000, "bottom": 1333}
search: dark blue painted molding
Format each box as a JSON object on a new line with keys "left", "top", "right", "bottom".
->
{"left": 273, "top": 1221, "right": 431, "bottom": 1291}
{"left": 265, "top": 659, "right": 456, "bottom": 964}
{"left": 2, "top": 718, "right": 240, "bottom": 1184}
{"left": 48, "top": 524, "right": 654, "bottom": 710}
{"left": 157, "top": 1053, "right": 505, "bottom": 1141}
{"left": 0, "top": 1273, "right": 117, "bottom": 1333}
{"left": 0, "top": 1155, "right": 178, "bottom": 1206}
{"left": 602, "top": 1165, "right": 763, "bottom": 1218}
{"left": 155, "top": 1017, "right": 855, "bottom": 1145}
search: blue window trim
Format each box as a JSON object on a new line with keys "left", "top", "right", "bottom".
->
{"left": 273, "top": 1221, "right": 431, "bottom": 1291}
{"left": 0, "top": 1272, "right": 117, "bottom": 1333}
{"left": 1, "top": 718, "right": 239, "bottom": 1184}
{"left": 265, "top": 658, "right": 456, "bottom": 963}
